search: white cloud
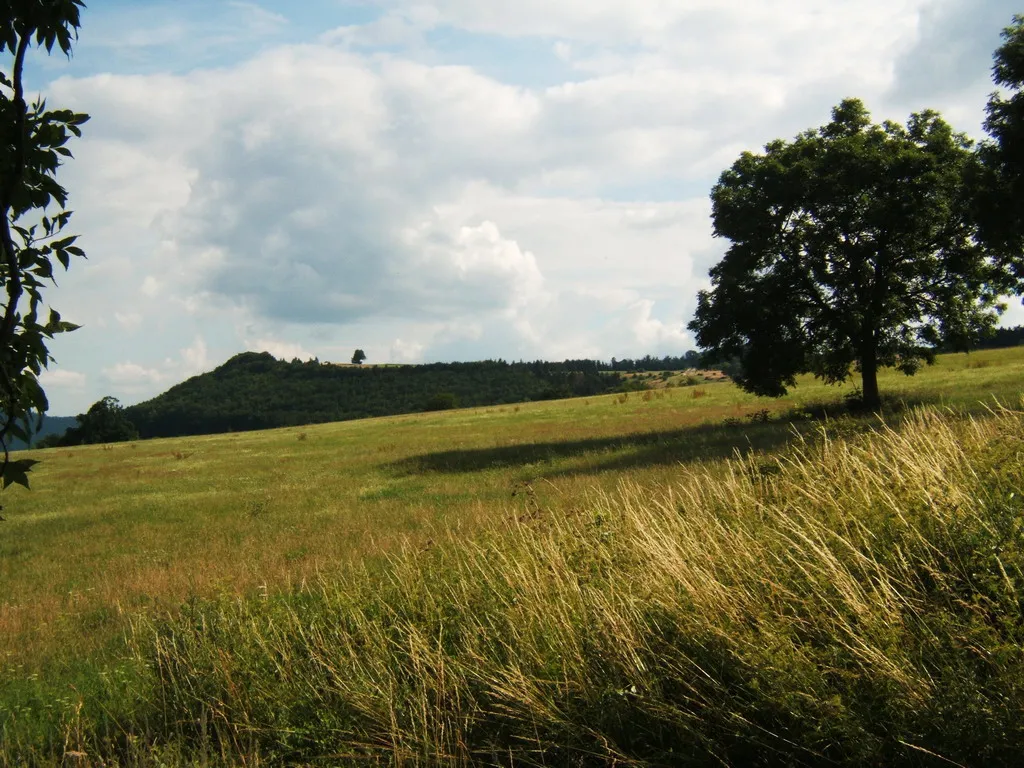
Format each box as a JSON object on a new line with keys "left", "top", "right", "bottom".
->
{"left": 389, "top": 338, "right": 426, "bottom": 362}
{"left": 181, "top": 336, "right": 211, "bottom": 375}
{"left": 322, "top": 6, "right": 439, "bottom": 49}
{"left": 102, "top": 362, "right": 167, "bottom": 386}
{"left": 229, "top": 2, "right": 289, "bottom": 36}
{"left": 39, "top": 369, "right": 87, "bottom": 389}
{"left": 115, "top": 312, "right": 142, "bottom": 330}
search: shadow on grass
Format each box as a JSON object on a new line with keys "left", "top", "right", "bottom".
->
{"left": 389, "top": 394, "right": 940, "bottom": 479}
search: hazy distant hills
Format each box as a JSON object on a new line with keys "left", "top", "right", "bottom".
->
{"left": 7, "top": 415, "right": 78, "bottom": 451}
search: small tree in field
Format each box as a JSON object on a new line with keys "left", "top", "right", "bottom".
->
{"left": 58, "top": 396, "right": 138, "bottom": 446}
{"left": 1, "top": 0, "right": 88, "bottom": 488}
{"left": 689, "top": 99, "right": 1009, "bottom": 410}
{"left": 351, "top": 348, "right": 366, "bottom": 365}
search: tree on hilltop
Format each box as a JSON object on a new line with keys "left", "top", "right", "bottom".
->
{"left": 1, "top": 0, "right": 88, "bottom": 489}
{"left": 351, "top": 348, "right": 366, "bottom": 365}
{"left": 689, "top": 99, "right": 1009, "bottom": 410}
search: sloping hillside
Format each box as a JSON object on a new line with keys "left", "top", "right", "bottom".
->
{"left": 124, "top": 352, "right": 625, "bottom": 438}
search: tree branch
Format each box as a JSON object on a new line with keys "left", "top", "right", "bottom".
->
{"left": 0, "top": 30, "right": 30, "bottom": 344}
{"left": 0, "top": 31, "right": 31, "bottom": 475}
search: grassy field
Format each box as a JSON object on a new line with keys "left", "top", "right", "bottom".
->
{"left": 3, "top": 348, "right": 1024, "bottom": 765}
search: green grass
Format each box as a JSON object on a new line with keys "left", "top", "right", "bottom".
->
{"left": 3, "top": 348, "right": 1024, "bottom": 765}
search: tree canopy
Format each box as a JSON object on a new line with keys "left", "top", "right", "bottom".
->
{"left": 979, "top": 15, "right": 1024, "bottom": 264}
{"left": 689, "top": 99, "right": 1008, "bottom": 410}
{"left": 351, "top": 348, "right": 366, "bottom": 365}
{"left": 55, "top": 396, "right": 138, "bottom": 446}
{"left": 0, "top": 0, "right": 87, "bottom": 488}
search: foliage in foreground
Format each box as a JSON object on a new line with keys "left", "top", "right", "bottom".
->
{"left": 0, "top": 0, "right": 87, "bottom": 488}
{"left": 979, "top": 13, "right": 1024, "bottom": 257}
{"left": 7, "top": 404, "right": 1024, "bottom": 766}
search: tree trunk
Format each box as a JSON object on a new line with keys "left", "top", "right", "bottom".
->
{"left": 860, "top": 347, "right": 881, "bottom": 411}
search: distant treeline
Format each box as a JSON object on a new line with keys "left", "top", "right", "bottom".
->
{"left": 969, "top": 325, "right": 1024, "bottom": 350}
{"left": 122, "top": 353, "right": 648, "bottom": 439}
{"left": 602, "top": 351, "right": 704, "bottom": 372}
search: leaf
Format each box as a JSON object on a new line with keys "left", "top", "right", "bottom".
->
{"left": 2, "top": 459, "right": 39, "bottom": 490}
{"left": 1, "top": 4, "right": 86, "bottom": 496}
{"left": 6, "top": 421, "right": 30, "bottom": 444}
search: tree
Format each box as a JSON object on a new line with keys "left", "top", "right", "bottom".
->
{"left": 58, "top": 396, "right": 138, "bottom": 446}
{"left": 423, "top": 391, "right": 457, "bottom": 411}
{"left": 351, "top": 348, "right": 366, "bottom": 365}
{"left": 978, "top": 15, "right": 1024, "bottom": 264}
{"left": 0, "top": 1, "right": 88, "bottom": 489}
{"left": 689, "top": 99, "right": 1008, "bottom": 410}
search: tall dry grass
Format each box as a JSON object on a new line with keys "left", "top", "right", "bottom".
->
{"left": 8, "top": 405, "right": 1024, "bottom": 765}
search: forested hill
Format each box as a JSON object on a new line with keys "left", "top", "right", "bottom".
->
{"left": 124, "top": 353, "right": 628, "bottom": 439}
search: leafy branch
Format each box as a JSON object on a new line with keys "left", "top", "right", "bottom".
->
{"left": 0, "top": 0, "right": 87, "bottom": 490}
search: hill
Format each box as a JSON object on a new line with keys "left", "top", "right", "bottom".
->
{"left": 123, "top": 352, "right": 629, "bottom": 438}
{"left": 3, "top": 414, "right": 77, "bottom": 451}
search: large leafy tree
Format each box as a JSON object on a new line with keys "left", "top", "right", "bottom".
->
{"left": 979, "top": 15, "right": 1024, "bottom": 262}
{"left": 0, "top": 0, "right": 87, "bottom": 488}
{"left": 689, "top": 99, "right": 1008, "bottom": 410}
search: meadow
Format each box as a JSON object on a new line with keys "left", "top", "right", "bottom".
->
{"left": 3, "top": 347, "right": 1024, "bottom": 765}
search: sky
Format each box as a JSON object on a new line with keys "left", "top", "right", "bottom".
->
{"left": 15, "top": 0, "right": 1022, "bottom": 414}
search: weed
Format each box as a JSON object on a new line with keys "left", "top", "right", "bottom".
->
{"left": 747, "top": 408, "right": 771, "bottom": 424}
{"left": 248, "top": 498, "right": 270, "bottom": 518}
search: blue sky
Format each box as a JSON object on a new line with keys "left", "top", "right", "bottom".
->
{"left": 13, "top": 0, "right": 1021, "bottom": 413}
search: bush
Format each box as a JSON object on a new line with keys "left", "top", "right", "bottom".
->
{"left": 423, "top": 392, "right": 458, "bottom": 411}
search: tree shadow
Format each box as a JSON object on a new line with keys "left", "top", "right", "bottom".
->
{"left": 388, "top": 394, "right": 940, "bottom": 480}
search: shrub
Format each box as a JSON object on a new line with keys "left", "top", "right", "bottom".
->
{"left": 423, "top": 392, "right": 458, "bottom": 411}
